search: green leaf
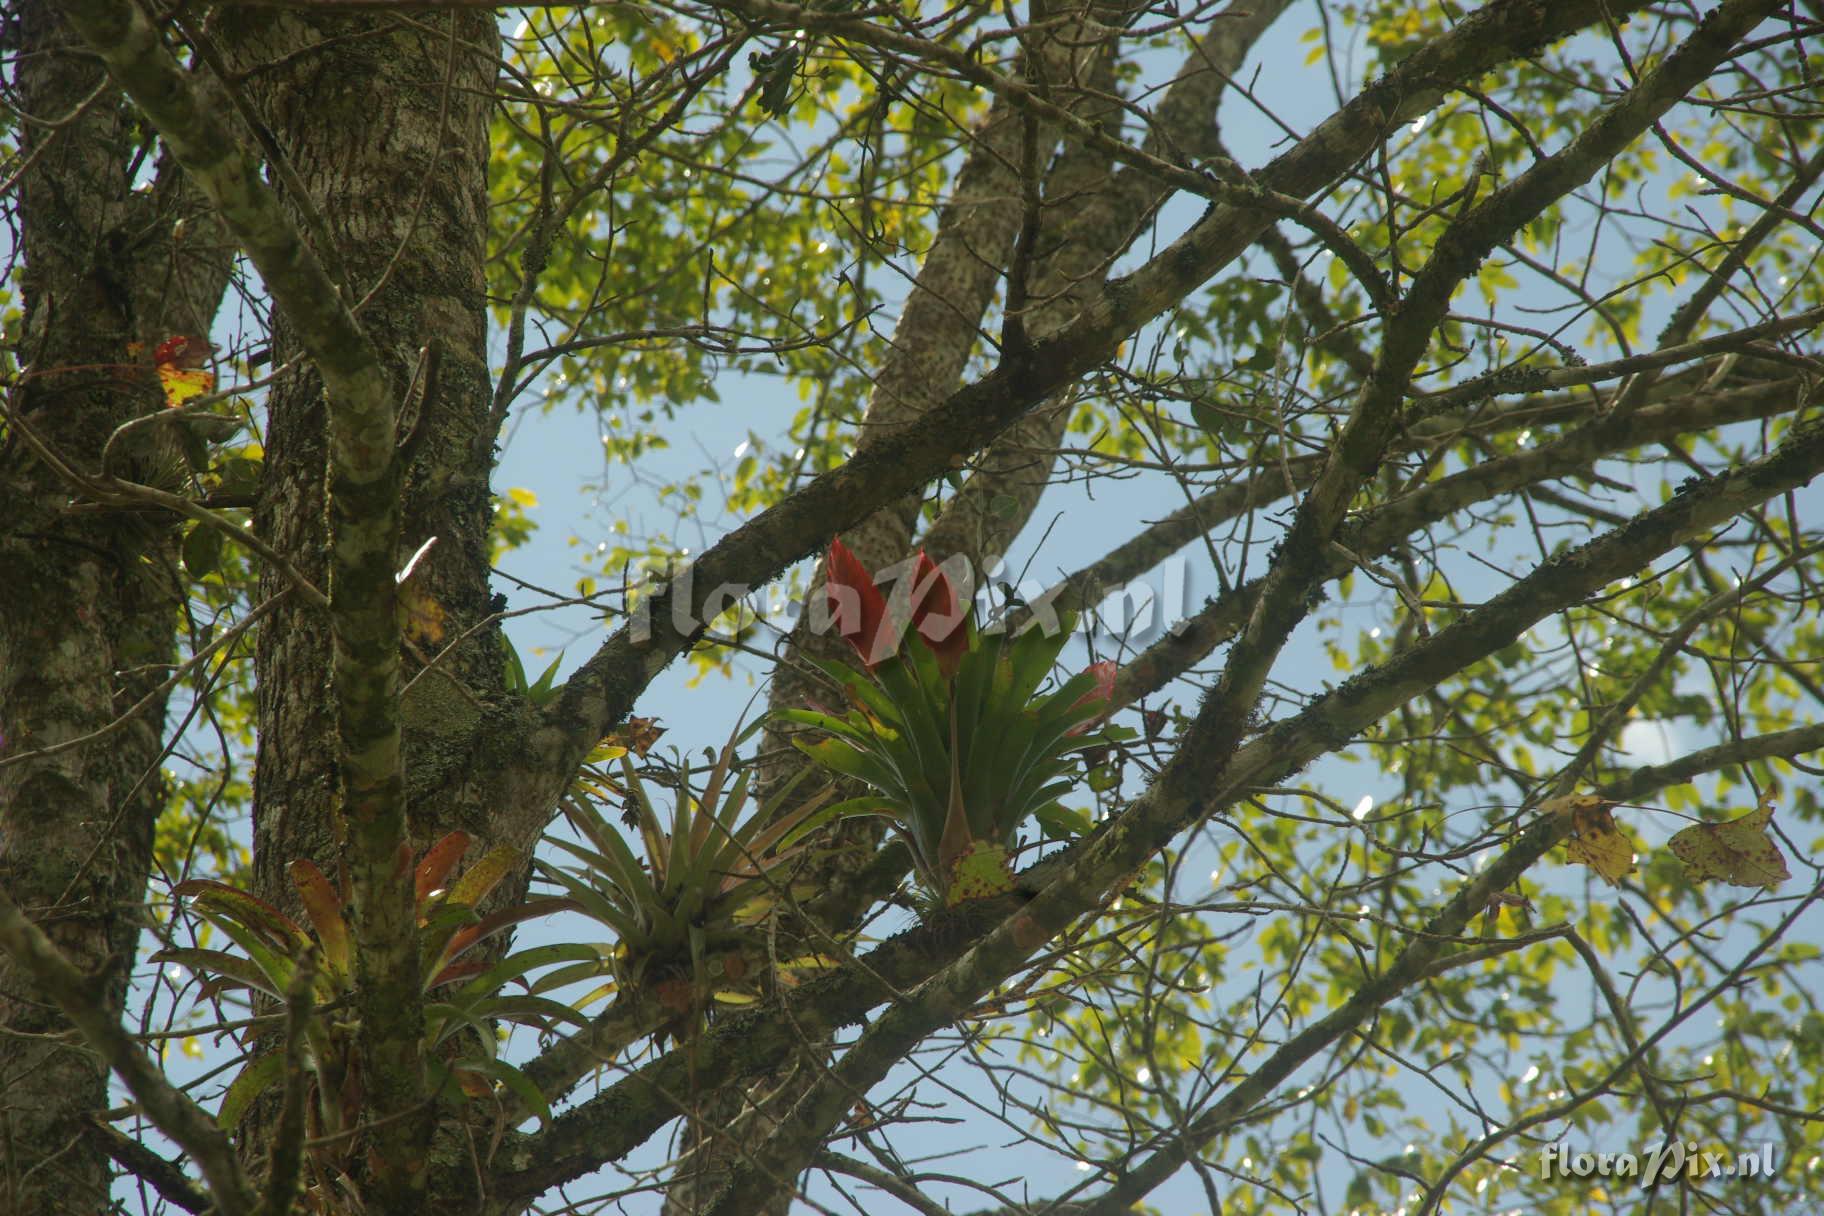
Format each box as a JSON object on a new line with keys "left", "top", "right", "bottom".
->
{"left": 150, "top": 947, "right": 286, "bottom": 1002}
{"left": 172, "top": 880, "right": 306, "bottom": 952}
{"left": 187, "top": 907, "right": 299, "bottom": 998}
{"left": 776, "top": 795, "right": 901, "bottom": 848}
{"left": 1034, "top": 804, "right": 1093, "bottom": 840}
{"left": 1189, "top": 398, "right": 1227, "bottom": 435}
{"left": 500, "top": 633, "right": 529, "bottom": 694}
{"left": 1236, "top": 346, "right": 1276, "bottom": 372}
{"left": 750, "top": 45, "right": 800, "bottom": 116}
{"left": 457, "top": 1055, "right": 554, "bottom": 1128}
{"left": 450, "top": 941, "right": 603, "bottom": 1008}
{"left": 182, "top": 522, "right": 224, "bottom": 579}
{"left": 528, "top": 651, "right": 565, "bottom": 705}
{"left": 217, "top": 1053, "right": 285, "bottom": 1129}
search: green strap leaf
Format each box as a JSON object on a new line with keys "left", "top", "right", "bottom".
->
{"left": 217, "top": 1052, "right": 286, "bottom": 1130}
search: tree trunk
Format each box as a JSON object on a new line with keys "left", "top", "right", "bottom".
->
{"left": 215, "top": 7, "right": 503, "bottom": 882}
{"left": 0, "top": 3, "right": 229, "bottom": 1210}
{"left": 207, "top": 9, "right": 506, "bottom": 1198}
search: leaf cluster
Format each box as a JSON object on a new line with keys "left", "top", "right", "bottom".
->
{"left": 156, "top": 834, "right": 587, "bottom": 1139}
{"left": 535, "top": 720, "right": 833, "bottom": 1012}
{"left": 779, "top": 618, "right": 1122, "bottom": 904}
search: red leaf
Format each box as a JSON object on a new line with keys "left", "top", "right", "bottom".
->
{"left": 655, "top": 977, "right": 696, "bottom": 1014}
{"left": 1066, "top": 661, "right": 1119, "bottom": 736}
{"left": 453, "top": 1068, "right": 494, "bottom": 1098}
{"left": 415, "top": 831, "right": 471, "bottom": 907}
{"left": 289, "top": 860, "right": 351, "bottom": 975}
{"left": 909, "top": 551, "right": 968, "bottom": 676}
{"left": 826, "top": 538, "right": 893, "bottom": 669}
{"left": 432, "top": 897, "right": 579, "bottom": 977}
{"left": 427, "top": 958, "right": 487, "bottom": 990}
{"left": 152, "top": 335, "right": 213, "bottom": 370}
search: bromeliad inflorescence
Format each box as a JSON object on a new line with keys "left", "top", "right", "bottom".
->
{"left": 777, "top": 539, "right": 1121, "bottom": 906}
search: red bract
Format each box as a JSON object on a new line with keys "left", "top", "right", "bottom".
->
{"left": 826, "top": 538, "right": 893, "bottom": 669}
{"left": 1067, "top": 660, "right": 1119, "bottom": 735}
{"left": 909, "top": 551, "right": 968, "bottom": 676}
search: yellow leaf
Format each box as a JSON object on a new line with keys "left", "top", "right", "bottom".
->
{"left": 1540, "top": 792, "right": 1604, "bottom": 818}
{"left": 400, "top": 583, "right": 446, "bottom": 644}
{"left": 946, "top": 840, "right": 1014, "bottom": 904}
{"left": 1550, "top": 794, "right": 1636, "bottom": 886}
{"left": 603, "top": 716, "right": 665, "bottom": 757}
{"left": 574, "top": 981, "right": 617, "bottom": 1009}
{"left": 152, "top": 334, "right": 216, "bottom": 407}
{"left": 1668, "top": 795, "right": 1790, "bottom": 889}
{"left": 507, "top": 486, "right": 539, "bottom": 507}
{"left": 158, "top": 364, "right": 215, "bottom": 408}
{"left": 776, "top": 953, "right": 841, "bottom": 974}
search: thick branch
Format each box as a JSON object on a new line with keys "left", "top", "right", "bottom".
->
{"left": 691, "top": 400, "right": 1824, "bottom": 1216}
{"left": 0, "top": 887, "right": 258, "bottom": 1216}
{"left": 919, "top": 0, "right": 1293, "bottom": 567}
{"left": 1182, "top": 0, "right": 1783, "bottom": 830}
{"left": 87, "top": 1119, "right": 214, "bottom": 1215}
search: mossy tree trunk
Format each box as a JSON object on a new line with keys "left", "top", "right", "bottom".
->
{"left": 0, "top": 3, "right": 229, "bottom": 1210}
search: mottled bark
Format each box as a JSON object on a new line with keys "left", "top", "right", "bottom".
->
{"left": 920, "top": 0, "right": 1292, "bottom": 569}
{"left": 213, "top": 8, "right": 502, "bottom": 896}
{"left": 206, "top": 9, "right": 505, "bottom": 1202}
{"left": 0, "top": 4, "right": 230, "bottom": 1210}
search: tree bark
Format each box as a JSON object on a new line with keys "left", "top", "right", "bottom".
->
{"left": 0, "top": 5, "right": 231, "bottom": 1210}
{"left": 207, "top": 8, "right": 507, "bottom": 1198}
{"left": 213, "top": 7, "right": 502, "bottom": 891}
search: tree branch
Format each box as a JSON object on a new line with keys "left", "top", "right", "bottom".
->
{"left": 1112, "top": 374, "right": 1806, "bottom": 707}
{"left": 0, "top": 886, "right": 258, "bottom": 1216}
{"left": 493, "top": 406, "right": 1824, "bottom": 1213}
{"left": 517, "top": 0, "right": 1649, "bottom": 824}
{"left": 86, "top": 1118, "right": 214, "bottom": 1215}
